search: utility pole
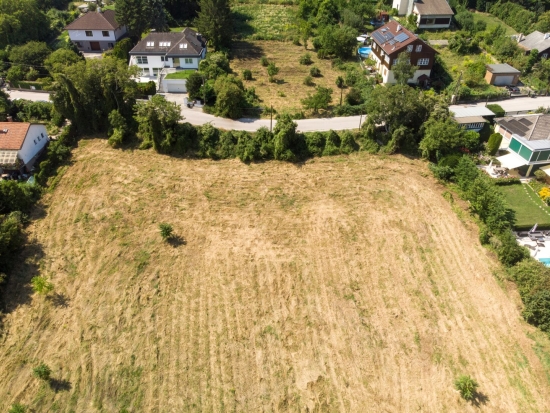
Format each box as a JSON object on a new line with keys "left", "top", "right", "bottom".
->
{"left": 270, "top": 104, "right": 273, "bottom": 132}
{"left": 359, "top": 109, "right": 363, "bottom": 129}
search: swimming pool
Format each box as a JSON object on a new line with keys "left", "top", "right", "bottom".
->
{"left": 358, "top": 47, "right": 372, "bottom": 57}
{"left": 539, "top": 257, "right": 550, "bottom": 267}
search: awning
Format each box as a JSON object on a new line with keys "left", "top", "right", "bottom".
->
{"left": 497, "top": 152, "right": 528, "bottom": 169}
{"left": 540, "top": 164, "right": 550, "bottom": 176}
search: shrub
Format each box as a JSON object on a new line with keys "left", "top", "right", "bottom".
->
{"left": 486, "top": 104, "right": 505, "bottom": 117}
{"left": 523, "top": 290, "right": 550, "bottom": 332}
{"left": 31, "top": 276, "right": 54, "bottom": 295}
{"left": 292, "top": 36, "right": 301, "bottom": 46}
{"left": 267, "top": 63, "right": 279, "bottom": 82}
{"left": 309, "top": 66, "right": 321, "bottom": 77}
{"left": 493, "top": 177, "right": 521, "bottom": 186}
{"left": 242, "top": 69, "right": 252, "bottom": 80}
{"left": 535, "top": 169, "right": 547, "bottom": 182}
{"left": 299, "top": 53, "right": 312, "bottom": 65}
{"left": 317, "top": 49, "right": 328, "bottom": 59}
{"left": 323, "top": 130, "right": 340, "bottom": 156}
{"left": 136, "top": 81, "right": 156, "bottom": 96}
{"left": 260, "top": 56, "right": 269, "bottom": 67}
{"left": 340, "top": 131, "right": 358, "bottom": 154}
{"left": 455, "top": 375, "right": 479, "bottom": 401}
{"left": 159, "top": 223, "right": 173, "bottom": 240}
{"left": 305, "top": 132, "right": 325, "bottom": 156}
{"left": 312, "top": 37, "right": 322, "bottom": 50}
{"left": 33, "top": 363, "right": 52, "bottom": 381}
{"left": 303, "top": 75, "right": 314, "bottom": 86}
{"left": 486, "top": 133, "right": 502, "bottom": 155}
{"left": 8, "top": 403, "right": 27, "bottom": 413}
{"left": 428, "top": 163, "right": 454, "bottom": 181}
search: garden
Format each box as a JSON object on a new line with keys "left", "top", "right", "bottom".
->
{"left": 498, "top": 183, "right": 550, "bottom": 229}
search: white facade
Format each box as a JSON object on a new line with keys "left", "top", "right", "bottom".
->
{"left": 370, "top": 50, "right": 431, "bottom": 84}
{"left": 394, "top": 0, "right": 414, "bottom": 15}
{"left": 18, "top": 124, "right": 49, "bottom": 166}
{"left": 68, "top": 26, "right": 127, "bottom": 51}
{"left": 130, "top": 54, "right": 203, "bottom": 77}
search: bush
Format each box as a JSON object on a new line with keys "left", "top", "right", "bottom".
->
{"left": 33, "top": 363, "right": 52, "bottom": 381}
{"left": 323, "top": 130, "right": 340, "bottom": 156}
{"left": 486, "top": 133, "right": 502, "bottom": 155}
{"left": 8, "top": 403, "right": 27, "bottom": 413}
{"left": 340, "top": 131, "right": 358, "bottom": 154}
{"left": 317, "top": 49, "right": 328, "bottom": 59}
{"left": 242, "top": 69, "right": 252, "bottom": 80}
{"left": 429, "top": 163, "right": 454, "bottom": 181}
{"left": 523, "top": 290, "right": 550, "bottom": 332}
{"left": 299, "top": 53, "right": 312, "bottom": 65}
{"left": 493, "top": 177, "right": 521, "bottom": 186}
{"left": 312, "top": 37, "right": 322, "bottom": 50}
{"left": 486, "top": 104, "right": 505, "bottom": 117}
{"left": 159, "top": 223, "right": 173, "bottom": 240}
{"left": 31, "top": 276, "right": 54, "bottom": 295}
{"left": 136, "top": 81, "right": 156, "bottom": 96}
{"left": 260, "top": 56, "right": 269, "bottom": 67}
{"left": 309, "top": 66, "right": 321, "bottom": 77}
{"left": 535, "top": 169, "right": 547, "bottom": 182}
{"left": 303, "top": 75, "right": 314, "bottom": 86}
{"left": 454, "top": 375, "right": 479, "bottom": 401}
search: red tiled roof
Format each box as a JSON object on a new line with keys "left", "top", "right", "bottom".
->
{"left": 65, "top": 9, "right": 121, "bottom": 31}
{"left": 371, "top": 20, "right": 430, "bottom": 55}
{"left": 0, "top": 122, "right": 30, "bottom": 150}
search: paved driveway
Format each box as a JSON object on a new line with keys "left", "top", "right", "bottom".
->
{"left": 7, "top": 89, "right": 51, "bottom": 102}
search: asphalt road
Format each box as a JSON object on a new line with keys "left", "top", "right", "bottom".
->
{"left": 8, "top": 89, "right": 550, "bottom": 132}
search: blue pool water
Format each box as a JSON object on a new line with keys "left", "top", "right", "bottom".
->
{"left": 539, "top": 257, "right": 550, "bottom": 267}
{"left": 358, "top": 47, "right": 372, "bottom": 57}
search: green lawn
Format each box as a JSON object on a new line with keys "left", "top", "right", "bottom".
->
{"left": 499, "top": 184, "right": 550, "bottom": 229}
{"left": 232, "top": 4, "right": 299, "bottom": 40}
{"left": 165, "top": 70, "right": 195, "bottom": 79}
{"left": 472, "top": 12, "right": 516, "bottom": 35}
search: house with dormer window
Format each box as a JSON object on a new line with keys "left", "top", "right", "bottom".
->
{"left": 369, "top": 21, "right": 436, "bottom": 84}
{"left": 128, "top": 28, "right": 207, "bottom": 78}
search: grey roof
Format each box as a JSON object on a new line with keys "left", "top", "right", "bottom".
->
{"left": 65, "top": 9, "right": 121, "bottom": 31}
{"left": 515, "top": 135, "right": 550, "bottom": 150}
{"left": 414, "top": 0, "right": 454, "bottom": 16}
{"left": 129, "top": 28, "right": 205, "bottom": 57}
{"left": 449, "top": 105, "right": 495, "bottom": 118}
{"left": 517, "top": 31, "right": 550, "bottom": 52}
{"left": 486, "top": 63, "right": 520, "bottom": 74}
{"left": 454, "top": 116, "right": 488, "bottom": 124}
{"left": 496, "top": 114, "right": 550, "bottom": 141}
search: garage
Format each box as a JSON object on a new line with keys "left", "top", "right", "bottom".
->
{"left": 493, "top": 75, "right": 515, "bottom": 86}
{"left": 162, "top": 79, "right": 187, "bottom": 93}
{"left": 485, "top": 63, "right": 521, "bottom": 86}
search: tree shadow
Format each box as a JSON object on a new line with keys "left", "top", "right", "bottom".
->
{"left": 1, "top": 238, "right": 45, "bottom": 314}
{"left": 168, "top": 235, "right": 187, "bottom": 248}
{"left": 231, "top": 41, "right": 264, "bottom": 60}
{"left": 49, "top": 378, "right": 72, "bottom": 393}
{"left": 471, "top": 391, "right": 489, "bottom": 407}
{"left": 232, "top": 10, "right": 255, "bottom": 39}
{"left": 47, "top": 292, "right": 70, "bottom": 308}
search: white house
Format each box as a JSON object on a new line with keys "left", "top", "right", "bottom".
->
{"left": 64, "top": 9, "right": 127, "bottom": 52}
{"left": 128, "top": 28, "right": 207, "bottom": 79}
{"left": 393, "top": 0, "right": 454, "bottom": 29}
{"left": 0, "top": 122, "right": 49, "bottom": 173}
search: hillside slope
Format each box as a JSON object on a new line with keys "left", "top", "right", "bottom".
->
{"left": 1, "top": 139, "right": 549, "bottom": 412}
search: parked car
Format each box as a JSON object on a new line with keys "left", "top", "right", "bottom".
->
{"left": 369, "top": 19, "right": 384, "bottom": 27}
{"left": 506, "top": 85, "right": 520, "bottom": 93}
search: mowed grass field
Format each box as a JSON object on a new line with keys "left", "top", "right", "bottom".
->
{"left": 1, "top": 139, "right": 550, "bottom": 412}
{"left": 499, "top": 183, "right": 550, "bottom": 229}
{"left": 231, "top": 40, "right": 352, "bottom": 114}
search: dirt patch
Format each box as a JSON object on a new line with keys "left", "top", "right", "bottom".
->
{"left": 1, "top": 139, "right": 550, "bottom": 412}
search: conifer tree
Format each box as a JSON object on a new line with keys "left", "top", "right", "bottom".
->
{"left": 196, "top": 0, "right": 232, "bottom": 50}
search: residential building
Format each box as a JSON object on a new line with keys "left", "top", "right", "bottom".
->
{"left": 393, "top": 0, "right": 454, "bottom": 29}
{"left": 0, "top": 122, "right": 49, "bottom": 173}
{"left": 449, "top": 105, "right": 496, "bottom": 132}
{"left": 65, "top": 9, "right": 127, "bottom": 52}
{"left": 369, "top": 21, "right": 437, "bottom": 84}
{"left": 516, "top": 31, "right": 550, "bottom": 58}
{"left": 128, "top": 28, "right": 207, "bottom": 79}
{"left": 495, "top": 114, "right": 550, "bottom": 176}
{"left": 484, "top": 64, "right": 521, "bottom": 86}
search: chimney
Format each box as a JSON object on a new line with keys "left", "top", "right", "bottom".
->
{"left": 97, "top": 7, "right": 101, "bottom": 13}
{"left": 545, "top": 33, "right": 550, "bottom": 40}
{"left": 6, "top": 115, "right": 12, "bottom": 122}
{"left": 517, "top": 33, "right": 524, "bottom": 43}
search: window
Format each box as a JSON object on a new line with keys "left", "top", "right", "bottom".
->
{"left": 136, "top": 56, "right": 148, "bottom": 64}
{"left": 153, "top": 68, "right": 161, "bottom": 77}
{"left": 407, "top": 45, "right": 413, "bottom": 52}
{"left": 108, "top": 43, "right": 114, "bottom": 48}
{"left": 384, "top": 54, "right": 390, "bottom": 63}
{"left": 425, "top": 18, "right": 435, "bottom": 25}
{"left": 415, "top": 44, "right": 422, "bottom": 52}
{"left": 41, "top": 133, "right": 44, "bottom": 138}
{"left": 161, "top": 56, "right": 167, "bottom": 62}
{"left": 180, "top": 43, "right": 188, "bottom": 49}
{"left": 384, "top": 68, "right": 387, "bottom": 75}
{"left": 393, "top": 59, "right": 399, "bottom": 65}
{"left": 159, "top": 42, "right": 171, "bottom": 47}
{"left": 417, "top": 58, "right": 429, "bottom": 65}
{"left": 543, "top": 53, "right": 549, "bottom": 59}
{"left": 184, "top": 58, "right": 193, "bottom": 64}
{"left": 34, "top": 139, "right": 37, "bottom": 145}
{"left": 102, "top": 31, "right": 109, "bottom": 37}
{"left": 146, "top": 41, "right": 155, "bottom": 47}
{"left": 75, "top": 41, "right": 82, "bottom": 47}
{"left": 0, "top": 150, "right": 17, "bottom": 164}
{"left": 85, "top": 31, "right": 93, "bottom": 37}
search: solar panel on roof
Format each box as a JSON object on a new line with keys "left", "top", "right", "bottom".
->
{"left": 519, "top": 118, "right": 533, "bottom": 126}
{"left": 394, "top": 32, "right": 409, "bottom": 42}
{"left": 372, "top": 32, "right": 385, "bottom": 44}
{"left": 389, "top": 40, "right": 396, "bottom": 45}
{"left": 508, "top": 119, "right": 529, "bottom": 132}
{"left": 501, "top": 120, "right": 529, "bottom": 136}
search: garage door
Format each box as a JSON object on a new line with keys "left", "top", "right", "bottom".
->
{"left": 167, "top": 82, "right": 187, "bottom": 93}
{"left": 494, "top": 75, "right": 514, "bottom": 86}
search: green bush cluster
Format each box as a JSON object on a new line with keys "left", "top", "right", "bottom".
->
{"left": 136, "top": 81, "right": 157, "bottom": 97}
{"left": 35, "top": 124, "right": 77, "bottom": 186}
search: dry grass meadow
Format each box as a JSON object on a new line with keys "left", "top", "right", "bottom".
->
{"left": 231, "top": 40, "right": 349, "bottom": 115}
{"left": 1, "top": 139, "right": 550, "bottom": 412}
